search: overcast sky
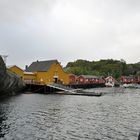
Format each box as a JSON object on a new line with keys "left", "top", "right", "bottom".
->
{"left": 0, "top": 0, "right": 140, "bottom": 68}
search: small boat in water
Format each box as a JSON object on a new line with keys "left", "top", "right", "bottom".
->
{"left": 121, "top": 83, "right": 140, "bottom": 88}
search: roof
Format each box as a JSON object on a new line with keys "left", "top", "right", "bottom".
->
{"left": 79, "top": 75, "right": 101, "bottom": 79}
{"left": 7, "top": 65, "right": 15, "bottom": 69}
{"left": 69, "top": 73, "right": 77, "bottom": 76}
{"left": 24, "top": 72, "right": 35, "bottom": 75}
{"left": 105, "top": 76, "right": 114, "bottom": 80}
{"left": 7, "top": 65, "right": 24, "bottom": 71}
{"left": 121, "top": 76, "right": 135, "bottom": 79}
{"left": 26, "top": 60, "right": 58, "bottom": 72}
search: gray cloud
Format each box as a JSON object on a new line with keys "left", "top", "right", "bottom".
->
{"left": 0, "top": 0, "right": 140, "bottom": 68}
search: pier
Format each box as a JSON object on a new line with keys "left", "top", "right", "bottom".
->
{"left": 25, "top": 82, "right": 102, "bottom": 96}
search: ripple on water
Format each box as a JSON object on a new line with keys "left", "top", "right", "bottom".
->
{"left": 0, "top": 88, "right": 140, "bottom": 139}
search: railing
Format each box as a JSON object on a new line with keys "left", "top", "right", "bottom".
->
{"left": 50, "top": 83, "right": 73, "bottom": 90}
{"left": 47, "top": 83, "right": 76, "bottom": 93}
{"left": 24, "top": 80, "right": 42, "bottom": 85}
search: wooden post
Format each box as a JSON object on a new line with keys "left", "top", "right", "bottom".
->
{"left": 44, "top": 85, "right": 46, "bottom": 93}
{"left": 30, "top": 84, "right": 31, "bottom": 92}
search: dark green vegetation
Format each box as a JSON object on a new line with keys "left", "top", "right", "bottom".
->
{"left": 65, "top": 59, "right": 140, "bottom": 79}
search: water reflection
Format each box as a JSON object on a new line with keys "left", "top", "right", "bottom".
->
{"left": 0, "top": 107, "right": 7, "bottom": 137}
{"left": 0, "top": 88, "right": 140, "bottom": 140}
{"left": 0, "top": 98, "right": 11, "bottom": 137}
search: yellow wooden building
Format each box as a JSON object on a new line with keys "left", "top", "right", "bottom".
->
{"left": 23, "top": 72, "right": 37, "bottom": 84}
{"left": 7, "top": 65, "right": 37, "bottom": 83}
{"left": 7, "top": 65, "right": 24, "bottom": 79}
{"left": 25, "top": 60, "right": 69, "bottom": 85}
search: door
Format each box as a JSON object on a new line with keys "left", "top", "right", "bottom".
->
{"left": 54, "top": 77, "right": 58, "bottom": 83}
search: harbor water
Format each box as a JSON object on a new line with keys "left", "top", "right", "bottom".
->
{"left": 0, "top": 87, "right": 140, "bottom": 140}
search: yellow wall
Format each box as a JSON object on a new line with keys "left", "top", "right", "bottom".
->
{"left": 8, "top": 62, "right": 70, "bottom": 85}
{"left": 36, "top": 63, "right": 69, "bottom": 85}
{"left": 36, "top": 72, "right": 48, "bottom": 84}
{"left": 8, "top": 66, "right": 24, "bottom": 79}
{"left": 23, "top": 73, "right": 37, "bottom": 83}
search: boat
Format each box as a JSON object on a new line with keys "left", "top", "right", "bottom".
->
{"left": 121, "top": 83, "right": 140, "bottom": 88}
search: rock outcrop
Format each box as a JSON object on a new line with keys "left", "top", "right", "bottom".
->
{"left": 0, "top": 56, "right": 25, "bottom": 97}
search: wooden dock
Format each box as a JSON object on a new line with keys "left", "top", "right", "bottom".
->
{"left": 55, "top": 91, "right": 102, "bottom": 97}
{"left": 25, "top": 82, "right": 102, "bottom": 97}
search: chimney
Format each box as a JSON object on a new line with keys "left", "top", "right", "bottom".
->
{"left": 25, "top": 65, "right": 28, "bottom": 71}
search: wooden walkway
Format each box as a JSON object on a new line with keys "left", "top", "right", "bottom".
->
{"left": 47, "top": 83, "right": 102, "bottom": 96}
{"left": 25, "top": 82, "right": 103, "bottom": 96}
{"left": 47, "top": 83, "right": 76, "bottom": 94}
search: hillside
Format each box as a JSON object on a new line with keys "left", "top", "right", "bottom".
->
{"left": 64, "top": 59, "right": 140, "bottom": 79}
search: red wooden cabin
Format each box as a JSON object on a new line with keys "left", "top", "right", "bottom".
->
{"left": 120, "top": 76, "right": 137, "bottom": 84}
{"left": 69, "top": 74, "right": 77, "bottom": 84}
{"left": 137, "top": 76, "right": 140, "bottom": 84}
{"left": 76, "top": 75, "right": 105, "bottom": 84}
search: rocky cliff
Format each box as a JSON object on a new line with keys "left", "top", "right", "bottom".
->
{"left": 0, "top": 56, "right": 25, "bottom": 97}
